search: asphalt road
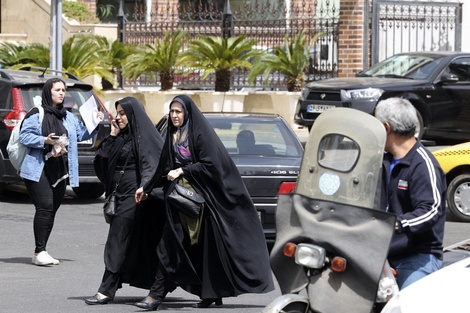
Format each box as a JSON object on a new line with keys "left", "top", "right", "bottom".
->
{"left": 0, "top": 186, "right": 280, "bottom": 313}
{"left": 1, "top": 185, "right": 469, "bottom": 313}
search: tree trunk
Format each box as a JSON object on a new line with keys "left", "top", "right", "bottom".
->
{"left": 215, "top": 69, "right": 231, "bottom": 92}
{"left": 160, "top": 70, "right": 174, "bottom": 91}
{"left": 286, "top": 76, "right": 304, "bottom": 92}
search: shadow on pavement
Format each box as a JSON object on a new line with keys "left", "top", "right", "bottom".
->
{"left": 0, "top": 183, "right": 104, "bottom": 205}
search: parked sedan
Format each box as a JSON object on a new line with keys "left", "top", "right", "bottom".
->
{"left": 156, "top": 113, "right": 303, "bottom": 245}
{"left": 433, "top": 142, "right": 470, "bottom": 222}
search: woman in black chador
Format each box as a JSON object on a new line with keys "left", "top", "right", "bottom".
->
{"left": 135, "top": 95, "right": 274, "bottom": 310}
{"left": 85, "top": 97, "right": 165, "bottom": 305}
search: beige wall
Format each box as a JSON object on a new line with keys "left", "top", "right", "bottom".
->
{"left": 0, "top": 0, "right": 117, "bottom": 46}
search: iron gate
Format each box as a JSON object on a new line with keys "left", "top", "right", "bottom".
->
{"left": 121, "top": 0, "right": 339, "bottom": 90}
{"left": 371, "top": 0, "right": 462, "bottom": 65}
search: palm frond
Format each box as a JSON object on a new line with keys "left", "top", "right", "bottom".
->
{"left": 122, "top": 30, "right": 187, "bottom": 87}
{"left": 248, "top": 29, "right": 325, "bottom": 91}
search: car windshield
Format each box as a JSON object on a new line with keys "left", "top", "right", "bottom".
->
{"left": 359, "top": 54, "right": 447, "bottom": 80}
{"left": 207, "top": 117, "right": 303, "bottom": 157}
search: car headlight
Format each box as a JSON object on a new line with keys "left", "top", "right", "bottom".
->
{"left": 301, "top": 87, "right": 310, "bottom": 100}
{"left": 341, "top": 88, "right": 384, "bottom": 101}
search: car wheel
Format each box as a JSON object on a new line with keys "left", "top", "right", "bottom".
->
{"left": 447, "top": 174, "right": 470, "bottom": 222}
{"left": 72, "top": 183, "right": 105, "bottom": 199}
{"left": 415, "top": 110, "right": 424, "bottom": 139}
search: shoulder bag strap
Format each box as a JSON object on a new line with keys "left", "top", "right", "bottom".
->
{"left": 110, "top": 150, "right": 132, "bottom": 195}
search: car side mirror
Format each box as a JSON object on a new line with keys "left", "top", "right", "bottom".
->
{"left": 440, "top": 72, "right": 460, "bottom": 83}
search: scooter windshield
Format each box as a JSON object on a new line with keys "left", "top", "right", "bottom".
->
{"left": 270, "top": 108, "right": 396, "bottom": 313}
{"left": 296, "top": 108, "right": 386, "bottom": 210}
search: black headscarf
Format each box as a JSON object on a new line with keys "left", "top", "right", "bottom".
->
{"left": 105, "top": 97, "right": 164, "bottom": 194}
{"left": 36, "top": 78, "right": 69, "bottom": 186}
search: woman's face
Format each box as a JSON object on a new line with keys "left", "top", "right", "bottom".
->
{"left": 115, "top": 104, "right": 129, "bottom": 129}
{"left": 170, "top": 102, "right": 185, "bottom": 128}
{"left": 51, "top": 82, "right": 66, "bottom": 106}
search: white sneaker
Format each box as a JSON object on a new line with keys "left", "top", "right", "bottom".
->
{"left": 32, "top": 251, "right": 59, "bottom": 266}
{"left": 44, "top": 251, "right": 60, "bottom": 265}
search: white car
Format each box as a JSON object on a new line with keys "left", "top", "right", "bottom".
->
{"left": 381, "top": 239, "right": 470, "bottom": 313}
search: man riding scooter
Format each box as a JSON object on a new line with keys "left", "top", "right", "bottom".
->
{"left": 375, "top": 98, "right": 446, "bottom": 290}
{"left": 264, "top": 107, "right": 399, "bottom": 313}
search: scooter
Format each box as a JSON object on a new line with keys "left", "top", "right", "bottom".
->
{"left": 264, "top": 108, "right": 399, "bottom": 313}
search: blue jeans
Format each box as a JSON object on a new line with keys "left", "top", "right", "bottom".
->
{"left": 389, "top": 253, "right": 442, "bottom": 290}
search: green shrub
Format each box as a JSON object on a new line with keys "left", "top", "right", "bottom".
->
{"left": 63, "top": 0, "right": 99, "bottom": 24}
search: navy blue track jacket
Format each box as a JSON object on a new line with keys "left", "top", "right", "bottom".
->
{"left": 381, "top": 140, "right": 446, "bottom": 261}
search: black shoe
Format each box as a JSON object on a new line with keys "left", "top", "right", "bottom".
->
{"left": 192, "top": 298, "right": 223, "bottom": 308}
{"left": 85, "top": 293, "right": 112, "bottom": 305}
{"left": 134, "top": 297, "right": 162, "bottom": 311}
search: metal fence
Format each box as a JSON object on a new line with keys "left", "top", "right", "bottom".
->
{"left": 121, "top": 0, "right": 339, "bottom": 90}
{"left": 371, "top": 0, "right": 462, "bottom": 65}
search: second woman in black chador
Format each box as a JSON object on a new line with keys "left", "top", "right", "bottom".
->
{"left": 85, "top": 97, "right": 165, "bottom": 305}
{"left": 135, "top": 95, "right": 274, "bottom": 310}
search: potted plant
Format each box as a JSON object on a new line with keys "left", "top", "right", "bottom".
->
{"left": 122, "top": 30, "right": 187, "bottom": 91}
{"left": 248, "top": 29, "right": 325, "bottom": 92}
{"left": 178, "top": 34, "right": 263, "bottom": 92}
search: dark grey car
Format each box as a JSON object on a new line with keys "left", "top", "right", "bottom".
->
{"left": 156, "top": 112, "right": 304, "bottom": 244}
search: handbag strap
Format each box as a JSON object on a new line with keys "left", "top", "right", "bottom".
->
{"left": 111, "top": 150, "right": 132, "bottom": 194}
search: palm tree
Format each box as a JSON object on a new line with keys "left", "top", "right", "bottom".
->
{"left": 0, "top": 42, "right": 49, "bottom": 69}
{"left": 123, "top": 30, "right": 187, "bottom": 91}
{"left": 61, "top": 35, "right": 114, "bottom": 83}
{"left": 248, "top": 29, "right": 325, "bottom": 92}
{"left": 94, "top": 36, "right": 134, "bottom": 90}
{"left": 178, "top": 34, "right": 262, "bottom": 92}
{"left": 16, "top": 43, "right": 50, "bottom": 68}
{"left": 0, "top": 37, "right": 114, "bottom": 90}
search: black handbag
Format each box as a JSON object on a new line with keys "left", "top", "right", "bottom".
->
{"left": 103, "top": 193, "right": 116, "bottom": 224}
{"left": 167, "top": 182, "right": 204, "bottom": 218}
{"left": 103, "top": 152, "right": 131, "bottom": 224}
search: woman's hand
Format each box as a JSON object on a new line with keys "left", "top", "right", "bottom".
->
{"left": 135, "top": 187, "right": 148, "bottom": 203}
{"left": 110, "top": 120, "right": 120, "bottom": 136}
{"left": 167, "top": 168, "right": 183, "bottom": 181}
{"left": 44, "top": 133, "right": 59, "bottom": 146}
{"left": 44, "top": 134, "right": 67, "bottom": 157}
{"left": 97, "top": 111, "right": 104, "bottom": 121}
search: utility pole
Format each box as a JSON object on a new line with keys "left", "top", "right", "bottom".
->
{"left": 117, "top": 0, "right": 125, "bottom": 89}
{"left": 50, "top": 0, "right": 63, "bottom": 73}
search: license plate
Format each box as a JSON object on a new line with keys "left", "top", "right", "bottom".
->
{"left": 307, "top": 104, "right": 335, "bottom": 113}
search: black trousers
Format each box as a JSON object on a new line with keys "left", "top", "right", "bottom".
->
{"left": 148, "top": 259, "right": 176, "bottom": 299}
{"left": 98, "top": 216, "right": 134, "bottom": 298}
{"left": 24, "top": 173, "right": 67, "bottom": 253}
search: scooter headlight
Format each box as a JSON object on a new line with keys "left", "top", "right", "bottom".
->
{"left": 295, "top": 243, "right": 326, "bottom": 269}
